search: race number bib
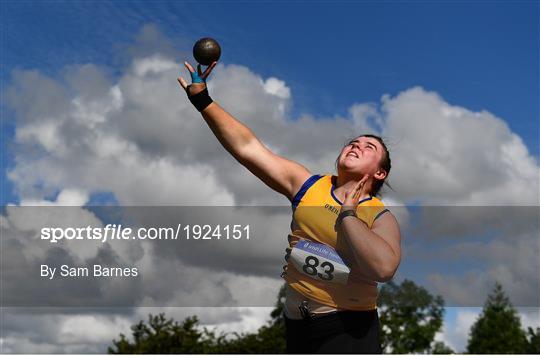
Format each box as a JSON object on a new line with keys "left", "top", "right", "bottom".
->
{"left": 290, "top": 239, "right": 351, "bottom": 285}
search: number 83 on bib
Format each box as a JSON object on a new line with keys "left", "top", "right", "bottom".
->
{"left": 290, "top": 239, "right": 351, "bottom": 285}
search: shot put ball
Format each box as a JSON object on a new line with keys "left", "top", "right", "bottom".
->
{"left": 193, "top": 37, "right": 221, "bottom": 66}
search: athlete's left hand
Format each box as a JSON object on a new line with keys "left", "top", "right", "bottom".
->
{"left": 341, "top": 174, "right": 370, "bottom": 212}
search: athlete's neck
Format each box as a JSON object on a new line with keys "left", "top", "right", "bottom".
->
{"left": 334, "top": 173, "right": 372, "bottom": 202}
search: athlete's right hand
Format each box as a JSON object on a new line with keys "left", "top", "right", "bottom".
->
{"left": 178, "top": 61, "right": 218, "bottom": 112}
{"left": 341, "top": 174, "right": 370, "bottom": 212}
{"left": 177, "top": 61, "right": 217, "bottom": 97}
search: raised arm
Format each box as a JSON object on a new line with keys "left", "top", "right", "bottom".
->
{"left": 178, "top": 61, "right": 311, "bottom": 200}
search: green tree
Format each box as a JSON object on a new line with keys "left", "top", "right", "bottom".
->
{"left": 216, "top": 284, "right": 286, "bottom": 353}
{"left": 526, "top": 327, "right": 540, "bottom": 354}
{"left": 111, "top": 282, "right": 462, "bottom": 354}
{"left": 431, "top": 341, "right": 455, "bottom": 354}
{"left": 109, "top": 285, "right": 287, "bottom": 354}
{"left": 466, "top": 282, "right": 528, "bottom": 354}
{"left": 108, "top": 314, "right": 224, "bottom": 353}
{"left": 377, "top": 279, "right": 452, "bottom": 354}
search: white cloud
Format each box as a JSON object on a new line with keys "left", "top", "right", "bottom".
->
{"left": 381, "top": 87, "right": 539, "bottom": 205}
{"left": 444, "top": 308, "right": 481, "bottom": 352}
{"left": 426, "top": 230, "right": 539, "bottom": 307}
{"left": 200, "top": 307, "right": 274, "bottom": 337}
{"left": 520, "top": 308, "right": 540, "bottom": 331}
{"left": 57, "top": 315, "right": 133, "bottom": 344}
{"left": 16, "top": 120, "right": 65, "bottom": 154}
{"left": 262, "top": 77, "right": 291, "bottom": 99}
{"left": 133, "top": 54, "right": 179, "bottom": 77}
{"left": 8, "top": 57, "right": 538, "bottom": 207}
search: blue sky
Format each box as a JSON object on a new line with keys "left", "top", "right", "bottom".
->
{"left": 4, "top": 1, "right": 538, "bottom": 124}
{"left": 1, "top": 1, "right": 539, "bottom": 352}
{"left": 3, "top": 1, "right": 538, "bottom": 207}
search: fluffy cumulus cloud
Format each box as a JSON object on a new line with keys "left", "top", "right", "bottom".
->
{"left": 426, "top": 229, "right": 540, "bottom": 307}
{"left": 6, "top": 55, "right": 538, "bottom": 207}
{"left": 3, "top": 25, "right": 539, "bottom": 352}
{"left": 381, "top": 89, "right": 539, "bottom": 205}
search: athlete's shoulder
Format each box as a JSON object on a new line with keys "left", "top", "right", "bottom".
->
{"left": 305, "top": 174, "right": 334, "bottom": 187}
{"left": 291, "top": 174, "right": 330, "bottom": 209}
{"left": 358, "top": 195, "right": 385, "bottom": 208}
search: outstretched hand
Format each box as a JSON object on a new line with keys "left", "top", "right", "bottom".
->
{"left": 177, "top": 61, "right": 217, "bottom": 96}
{"left": 342, "top": 174, "right": 370, "bottom": 211}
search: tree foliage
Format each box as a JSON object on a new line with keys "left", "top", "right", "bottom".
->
{"left": 466, "top": 282, "right": 529, "bottom": 354}
{"left": 526, "top": 326, "right": 540, "bottom": 354}
{"left": 108, "top": 281, "right": 539, "bottom": 354}
{"left": 108, "top": 314, "right": 223, "bottom": 354}
{"left": 431, "top": 341, "right": 455, "bottom": 354}
{"left": 377, "top": 279, "right": 452, "bottom": 354}
{"left": 109, "top": 285, "right": 286, "bottom": 354}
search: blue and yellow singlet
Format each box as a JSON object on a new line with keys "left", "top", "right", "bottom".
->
{"left": 281, "top": 174, "right": 389, "bottom": 311}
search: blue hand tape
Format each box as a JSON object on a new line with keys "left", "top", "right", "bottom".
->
{"left": 190, "top": 71, "right": 205, "bottom": 84}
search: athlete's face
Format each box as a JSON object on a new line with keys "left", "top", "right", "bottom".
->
{"left": 337, "top": 136, "right": 387, "bottom": 180}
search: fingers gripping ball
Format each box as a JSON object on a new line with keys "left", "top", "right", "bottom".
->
{"left": 193, "top": 38, "right": 221, "bottom": 66}
{"left": 178, "top": 57, "right": 218, "bottom": 112}
{"left": 190, "top": 67, "right": 205, "bottom": 84}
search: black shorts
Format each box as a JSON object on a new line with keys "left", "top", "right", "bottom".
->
{"left": 284, "top": 309, "right": 383, "bottom": 354}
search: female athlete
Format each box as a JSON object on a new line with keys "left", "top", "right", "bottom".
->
{"left": 178, "top": 61, "right": 401, "bottom": 354}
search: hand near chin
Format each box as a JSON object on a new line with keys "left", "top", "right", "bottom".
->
{"left": 341, "top": 174, "right": 370, "bottom": 212}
